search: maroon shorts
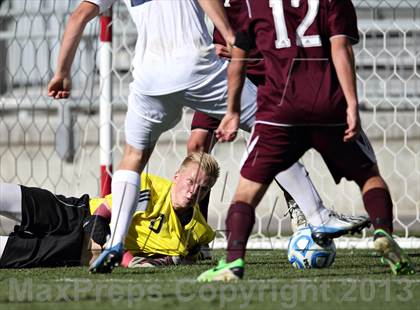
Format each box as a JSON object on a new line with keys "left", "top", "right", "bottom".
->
{"left": 191, "top": 111, "right": 221, "bottom": 132}
{"left": 241, "top": 124, "right": 377, "bottom": 184}
{"left": 190, "top": 74, "right": 263, "bottom": 132}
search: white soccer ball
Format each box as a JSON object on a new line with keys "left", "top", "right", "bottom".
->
{"left": 287, "top": 227, "right": 336, "bottom": 269}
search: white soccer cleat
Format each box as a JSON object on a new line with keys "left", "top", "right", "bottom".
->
{"left": 311, "top": 211, "right": 371, "bottom": 245}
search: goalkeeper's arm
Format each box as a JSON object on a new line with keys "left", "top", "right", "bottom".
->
{"left": 48, "top": 1, "right": 99, "bottom": 99}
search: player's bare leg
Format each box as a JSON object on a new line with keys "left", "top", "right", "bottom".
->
{"left": 197, "top": 177, "right": 269, "bottom": 282}
{"left": 187, "top": 129, "right": 216, "bottom": 155}
{"left": 89, "top": 144, "right": 153, "bottom": 273}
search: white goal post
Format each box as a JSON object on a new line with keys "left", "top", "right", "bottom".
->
{"left": 0, "top": 0, "right": 419, "bottom": 248}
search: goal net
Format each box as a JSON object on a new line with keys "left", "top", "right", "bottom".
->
{"left": 0, "top": 0, "right": 419, "bottom": 248}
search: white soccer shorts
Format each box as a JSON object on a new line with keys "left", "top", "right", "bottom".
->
{"left": 124, "top": 67, "right": 257, "bottom": 150}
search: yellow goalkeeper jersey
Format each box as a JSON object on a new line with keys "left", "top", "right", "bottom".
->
{"left": 89, "top": 173, "right": 215, "bottom": 257}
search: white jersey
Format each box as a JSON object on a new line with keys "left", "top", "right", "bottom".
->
{"left": 86, "top": 0, "right": 224, "bottom": 95}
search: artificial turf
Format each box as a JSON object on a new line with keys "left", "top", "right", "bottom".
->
{"left": 1, "top": 249, "right": 419, "bottom": 310}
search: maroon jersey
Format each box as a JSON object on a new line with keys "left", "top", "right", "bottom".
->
{"left": 213, "top": 0, "right": 265, "bottom": 84}
{"left": 245, "top": 0, "right": 359, "bottom": 125}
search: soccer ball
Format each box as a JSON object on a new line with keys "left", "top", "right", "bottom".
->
{"left": 287, "top": 227, "right": 336, "bottom": 269}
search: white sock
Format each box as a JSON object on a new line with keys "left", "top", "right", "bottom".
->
{"left": 275, "top": 162, "right": 330, "bottom": 226}
{"left": 108, "top": 170, "right": 140, "bottom": 249}
{"left": 0, "top": 183, "right": 23, "bottom": 223}
{"left": 0, "top": 236, "right": 9, "bottom": 259}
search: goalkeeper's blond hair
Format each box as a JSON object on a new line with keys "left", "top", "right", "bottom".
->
{"left": 180, "top": 152, "right": 220, "bottom": 186}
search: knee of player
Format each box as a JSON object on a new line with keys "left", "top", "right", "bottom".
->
{"left": 187, "top": 130, "right": 213, "bottom": 153}
{"left": 121, "top": 144, "right": 150, "bottom": 170}
{"left": 187, "top": 140, "right": 204, "bottom": 153}
{"left": 355, "top": 164, "right": 387, "bottom": 191}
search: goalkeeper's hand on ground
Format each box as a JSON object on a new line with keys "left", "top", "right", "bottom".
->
{"left": 123, "top": 253, "right": 195, "bottom": 268}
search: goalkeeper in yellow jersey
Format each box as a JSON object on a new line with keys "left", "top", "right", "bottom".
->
{"left": 0, "top": 152, "right": 219, "bottom": 269}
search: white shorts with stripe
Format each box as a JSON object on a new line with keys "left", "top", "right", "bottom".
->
{"left": 124, "top": 61, "right": 257, "bottom": 150}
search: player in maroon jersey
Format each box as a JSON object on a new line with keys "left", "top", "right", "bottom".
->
{"left": 198, "top": 0, "right": 415, "bottom": 281}
{"left": 189, "top": 0, "right": 369, "bottom": 242}
{"left": 190, "top": 0, "right": 370, "bottom": 263}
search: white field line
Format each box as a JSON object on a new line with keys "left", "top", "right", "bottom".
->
{"left": 53, "top": 278, "right": 420, "bottom": 284}
{"left": 211, "top": 237, "right": 420, "bottom": 250}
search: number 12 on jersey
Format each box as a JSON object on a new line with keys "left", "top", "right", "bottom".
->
{"left": 269, "top": 0, "right": 322, "bottom": 49}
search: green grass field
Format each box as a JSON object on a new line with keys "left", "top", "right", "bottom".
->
{"left": 1, "top": 249, "right": 419, "bottom": 310}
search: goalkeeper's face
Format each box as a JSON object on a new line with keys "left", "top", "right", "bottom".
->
{"left": 171, "top": 163, "right": 213, "bottom": 211}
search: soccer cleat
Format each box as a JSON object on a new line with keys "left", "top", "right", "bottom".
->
{"left": 373, "top": 229, "right": 415, "bottom": 275}
{"left": 89, "top": 242, "right": 123, "bottom": 274}
{"left": 285, "top": 198, "right": 308, "bottom": 232}
{"left": 311, "top": 211, "right": 371, "bottom": 245}
{"left": 197, "top": 258, "right": 244, "bottom": 282}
